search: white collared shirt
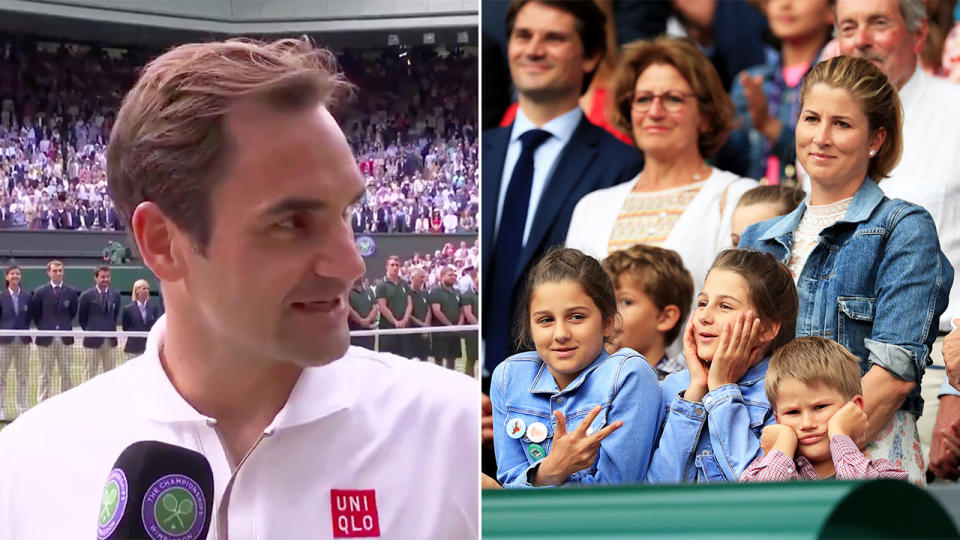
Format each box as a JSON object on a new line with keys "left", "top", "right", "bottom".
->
{"left": 495, "top": 105, "right": 583, "bottom": 245}
{"left": 0, "top": 315, "right": 479, "bottom": 539}
{"left": 878, "top": 67, "right": 960, "bottom": 332}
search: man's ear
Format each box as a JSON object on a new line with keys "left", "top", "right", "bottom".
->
{"left": 132, "top": 201, "right": 189, "bottom": 283}
{"left": 657, "top": 305, "right": 681, "bottom": 334}
{"left": 851, "top": 393, "right": 865, "bottom": 410}
{"left": 912, "top": 17, "right": 929, "bottom": 56}
{"left": 581, "top": 50, "right": 603, "bottom": 78}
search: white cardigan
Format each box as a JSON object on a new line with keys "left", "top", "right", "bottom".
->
{"left": 566, "top": 167, "right": 757, "bottom": 301}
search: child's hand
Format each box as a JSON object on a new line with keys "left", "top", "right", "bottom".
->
{"left": 761, "top": 424, "right": 798, "bottom": 458}
{"left": 827, "top": 400, "right": 868, "bottom": 445}
{"left": 533, "top": 406, "right": 623, "bottom": 486}
{"left": 682, "top": 316, "right": 710, "bottom": 402}
{"left": 707, "top": 311, "right": 762, "bottom": 391}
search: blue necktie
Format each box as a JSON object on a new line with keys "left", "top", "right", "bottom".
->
{"left": 484, "top": 129, "right": 551, "bottom": 375}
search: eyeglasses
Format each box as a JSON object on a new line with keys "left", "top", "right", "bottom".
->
{"left": 627, "top": 91, "right": 698, "bottom": 113}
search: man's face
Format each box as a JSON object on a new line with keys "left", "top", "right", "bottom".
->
{"left": 411, "top": 272, "right": 426, "bottom": 290}
{"left": 47, "top": 263, "right": 64, "bottom": 285}
{"left": 178, "top": 101, "right": 365, "bottom": 368}
{"left": 386, "top": 259, "right": 401, "bottom": 280}
{"left": 442, "top": 269, "right": 457, "bottom": 288}
{"left": 507, "top": 2, "right": 600, "bottom": 103}
{"left": 95, "top": 270, "right": 111, "bottom": 288}
{"left": 836, "top": 0, "right": 926, "bottom": 89}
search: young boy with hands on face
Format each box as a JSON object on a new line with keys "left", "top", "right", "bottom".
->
{"left": 741, "top": 337, "right": 907, "bottom": 481}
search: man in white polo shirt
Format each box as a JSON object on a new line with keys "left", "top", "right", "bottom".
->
{"left": 0, "top": 38, "right": 478, "bottom": 539}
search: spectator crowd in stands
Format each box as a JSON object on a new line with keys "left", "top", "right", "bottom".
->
{"left": 0, "top": 34, "right": 478, "bottom": 233}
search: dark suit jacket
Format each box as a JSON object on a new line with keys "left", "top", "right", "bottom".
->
{"left": 0, "top": 288, "right": 32, "bottom": 344}
{"left": 121, "top": 300, "right": 163, "bottom": 354}
{"left": 78, "top": 287, "right": 122, "bottom": 348}
{"left": 29, "top": 283, "right": 80, "bottom": 346}
{"left": 481, "top": 115, "right": 642, "bottom": 365}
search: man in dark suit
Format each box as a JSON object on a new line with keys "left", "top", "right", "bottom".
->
{"left": 352, "top": 204, "right": 367, "bottom": 233}
{"left": 481, "top": 0, "right": 642, "bottom": 376}
{"left": 0, "top": 266, "right": 32, "bottom": 419}
{"left": 28, "top": 260, "right": 80, "bottom": 402}
{"left": 121, "top": 279, "right": 163, "bottom": 359}
{"left": 78, "top": 266, "right": 122, "bottom": 380}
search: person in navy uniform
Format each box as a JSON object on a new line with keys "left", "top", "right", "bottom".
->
{"left": 121, "top": 279, "right": 163, "bottom": 360}
{"left": 0, "top": 266, "right": 32, "bottom": 419}
{"left": 28, "top": 260, "right": 80, "bottom": 402}
{"left": 77, "top": 266, "right": 122, "bottom": 380}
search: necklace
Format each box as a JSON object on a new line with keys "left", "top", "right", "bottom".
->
{"left": 635, "top": 162, "right": 710, "bottom": 191}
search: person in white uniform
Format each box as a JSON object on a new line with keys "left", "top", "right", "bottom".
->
{"left": 0, "top": 38, "right": 478, "bottom": 539}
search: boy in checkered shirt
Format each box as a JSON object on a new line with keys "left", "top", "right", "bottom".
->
{"left": 740, "top": 337, "right": 907, "bottom": 482}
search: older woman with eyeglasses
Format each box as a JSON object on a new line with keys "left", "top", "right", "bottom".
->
{"left": 566, "top": 37, "right": 756, "bottom": 324}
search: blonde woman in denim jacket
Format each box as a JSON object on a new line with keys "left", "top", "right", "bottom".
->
{"left": 739, "top": 57, "right": 953, "bottom": 484}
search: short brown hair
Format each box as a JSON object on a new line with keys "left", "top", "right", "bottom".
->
{"left": 602, "top": 244, "right": 694, "bottom": 343}
{"left": 800, "top": 56, "right": 902, "bottom": 181}
{"left": 766, "top": 336, "right": 863, "bottom": 411}
{"left": 710, "top": 250, "right": 798, "bottom": 354}
{"left": 735, "top": 185, "right": 805, "bottom": 216}
{"left": 94, "top": 266, "right": 111, "bottom": 278}
{"left": 515, "top": 248, "right": 617, "bottom": 349}
{"left": 46, "top": 260, "right": 63, "bottom": 271}
{"left": 108, "top": 37, "right": 352, "bottom": 253}
{"left": 609, "top": 37, "right": 735, "bottom": 157}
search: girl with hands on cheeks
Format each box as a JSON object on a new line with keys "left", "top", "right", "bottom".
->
{"left": 648, "top": 249, "right": 798, "bottom": 483}
{"left": 681, "top": 308, "right": 764, "bottom": 404}
{"left": 490, "top": 249, "right": 663, "bottom": 488}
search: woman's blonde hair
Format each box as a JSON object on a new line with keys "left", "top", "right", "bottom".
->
{"left": 800, "top": 56, "right": 903, "bottom": 181}
{"left": 609, "top": 36, "right": 735, "bottom": 158}
{"left": 132, "top": 279, "right": 150, "bottom": 294}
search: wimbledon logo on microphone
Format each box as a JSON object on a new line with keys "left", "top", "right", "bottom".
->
{"left": 141, "top": 474, "right": 206, "bottom": 540}
{"left": 97, "top": 469, "right": 129, "bottom": 539}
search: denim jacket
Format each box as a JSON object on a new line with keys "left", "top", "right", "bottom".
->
{"left": 739, "top": 179, "right": 953, "bottom": 416}
{"left": 647, "top": 358, "right": 774, "bottom": 483}
{"left": 490, "top": 348, "right": 663, "bottom": 488}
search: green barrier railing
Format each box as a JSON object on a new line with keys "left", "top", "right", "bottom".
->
{"left": 483, "top": 480, "right": 959, "bottom": 539}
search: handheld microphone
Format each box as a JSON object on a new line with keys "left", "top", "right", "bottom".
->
{"left": 96, "top": 441, "right": 214, "bottom": 540}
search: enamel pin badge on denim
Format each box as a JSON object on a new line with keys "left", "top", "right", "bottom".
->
{"left": 506, "top": 418, "right": 526, "bottom": 439}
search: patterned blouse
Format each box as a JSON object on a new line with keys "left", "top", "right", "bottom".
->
{"left": 607, "top": 180, "right": 705, "bottom": 255}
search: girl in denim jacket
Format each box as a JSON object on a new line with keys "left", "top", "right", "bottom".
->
{"left": 490, "top": 248, "right": 663, "bottom": 488}
{"left": 739, "top": 56, "right": 953, "bottom": 484}
{"left": 648, "top": 249, "right": 798, "bottom": 483}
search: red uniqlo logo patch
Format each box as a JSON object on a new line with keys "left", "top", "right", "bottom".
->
{"left": 331, "top": 489, "right": 381, "bottom": 538}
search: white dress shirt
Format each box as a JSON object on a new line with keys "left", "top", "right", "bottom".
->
{"left": 878, "top": 67, "right": 960, "bottom": 333}
{"left": 494, "top": 106, "right": 583, "bottom": 245}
